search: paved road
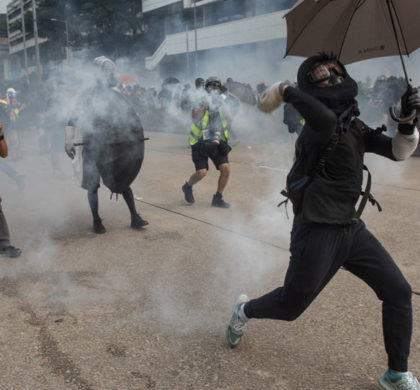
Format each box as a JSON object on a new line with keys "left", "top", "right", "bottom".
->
{"left": 1, "top": 128, "right": 420, "bottom": 390}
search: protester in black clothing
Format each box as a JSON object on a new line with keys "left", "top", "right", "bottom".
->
{"left": 65, "top": 56, "right": 148, "bottom": 234}
{"left": 226, "top": 54, "right": 420, "bottom": 390}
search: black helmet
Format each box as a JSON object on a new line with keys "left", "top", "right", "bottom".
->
{"left": 195, "top": 77, "right": 205, "bottom": 88}
{"left": 205, "top": 76, "right": 222, "bottom": 91}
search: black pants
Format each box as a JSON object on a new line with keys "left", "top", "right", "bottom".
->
{"left": 244, "top": 214, "right": 412, "bottom": 372}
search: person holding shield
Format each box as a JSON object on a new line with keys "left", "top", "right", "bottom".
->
{"left": 65, "top": 56, "right": 148, "bottom": 234}
{"left": 226, "top": 54, "right": 420, "bottom": 390}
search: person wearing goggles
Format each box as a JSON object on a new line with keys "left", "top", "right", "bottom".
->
{"left": 182, "top": 77, "right": 232, "bottom": 208}
{"left": 228, "top": 53, "right": 420, "bottom": 390}
{"left": 307, "top": 60, "right": 345, "bottom": 86}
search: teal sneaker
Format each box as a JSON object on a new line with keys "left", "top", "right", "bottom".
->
{"left": 379, "top": 370, "right": 420, "bottom": 390}
{"left": 226, "top": 294, "right": 249, "bottom": 348}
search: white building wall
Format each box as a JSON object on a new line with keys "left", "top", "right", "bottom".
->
{"left": 146, "top": 10, "right": 287, "bottom": 70}
{"left": 143, "top": 0, "right": 180, "bottom": 13}
{"left": 143, "top": 0, "right": 221, "bottom": 13}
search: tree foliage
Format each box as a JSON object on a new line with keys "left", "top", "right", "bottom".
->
{"left": 0, "top": 17, "right": 6, "bottom": 38}
{"left": 36, "top": 0, "right": 147, "bottom": 56}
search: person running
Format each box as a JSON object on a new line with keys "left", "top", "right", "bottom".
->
{"left": 182, "top": 77, "right": 232, "bottom": 208}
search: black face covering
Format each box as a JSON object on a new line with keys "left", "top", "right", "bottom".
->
{"left": 297, "top": 55, "right": 359, "bottom": 116}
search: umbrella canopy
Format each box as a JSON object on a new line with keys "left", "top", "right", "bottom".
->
{"left": 116, "top": 73, "right": 137, "bottom": 84}
{"left": 225, "top": 80, "right": 257, "bottom": 106}
{"left": 163, "top": 77, "right": 180, "bottom": 85}
{"left": 285, "top": 0, "right": 420, "bottom": 65}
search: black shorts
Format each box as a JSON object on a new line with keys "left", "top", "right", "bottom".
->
{"left": 191, "top": 144, "right": 229, "bottom": 171}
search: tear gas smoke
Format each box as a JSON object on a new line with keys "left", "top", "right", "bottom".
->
{"left": 2, "top": 0, "right": 420, "bottom": 336}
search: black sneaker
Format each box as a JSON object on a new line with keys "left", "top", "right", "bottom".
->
{"left": 182, "top": 182, "right": 195, "bottom": 204}
{"left": 93, "top": 219, "right": 106, "bottom": 234}
{"left": 0, "top": 245, "right": 22, "bottom": 258}
{"left": 211, "top": 193, "right": 230, "bottom": 208}
{"left": 131, "top": 214, "right": 149, "bottom": 230}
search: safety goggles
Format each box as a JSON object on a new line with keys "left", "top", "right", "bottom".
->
{"left": 307, "top": 60, "right": 345, "bottom": 85}
{"left": 207, "top": 81, "right": 221, "bottom": 89}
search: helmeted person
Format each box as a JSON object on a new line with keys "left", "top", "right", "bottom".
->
{"left": 5, "top": 87, "right": 25, "bottom": 160}
{"left": 195, "top": 77, "right": 205, "bottom": 89}
{"left": 226, "top": 53, "right": 420, "bottom": 390}
{"left": 65, "top": 56, "right": 148, "bottom": 234}
{"left": 182, "top": 77, "right": 232, "bottom": 208}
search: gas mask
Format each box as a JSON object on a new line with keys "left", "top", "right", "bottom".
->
{"left": 208, "top": 88, "right": 223, "bottom": 110}
{"left": 306, "top": 60, "right": 345, "bottom": 87}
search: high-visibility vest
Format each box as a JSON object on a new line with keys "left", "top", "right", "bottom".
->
{"left": 189, "top": 108, "right": 229, "bottom": 146}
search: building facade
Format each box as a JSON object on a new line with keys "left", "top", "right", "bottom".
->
{"left": 142, "top": 0, "right": 297, "bottom": 80}
{"left": 6, "top": 0, "right": 46, "bottom": 80}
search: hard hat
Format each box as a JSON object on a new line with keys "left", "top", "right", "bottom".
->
{"left": 93, "top": 56, "right": 115, "bottom": 72}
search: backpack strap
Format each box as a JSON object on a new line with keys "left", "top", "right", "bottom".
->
{"left": 355, "top": 165, "right": 382, "bottom": 218}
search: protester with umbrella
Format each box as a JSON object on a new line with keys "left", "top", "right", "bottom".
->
{"left": 227, "top": 51, "right": 420, "bottom": 390}
{"left": 227, "top": 2, "right": 420, "bottom": 387}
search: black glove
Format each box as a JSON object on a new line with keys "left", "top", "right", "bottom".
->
{"left": 401, "top": 86, "right": 420, "bottom": 117}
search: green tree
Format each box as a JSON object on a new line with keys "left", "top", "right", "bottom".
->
{"left": 0, "top": 17, "right": 7, "bottom": 38}
{"left": 36, "top": 0, "right": 147, "bottom": 57}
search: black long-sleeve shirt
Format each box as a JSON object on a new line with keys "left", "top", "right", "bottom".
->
{"left": 283, "top": 86, "right": 398, "bottom": 224}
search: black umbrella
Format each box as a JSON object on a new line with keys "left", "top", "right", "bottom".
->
{"left": 225, "top": 80, "right": 257, "bottom": 106}
{"left": 163, "top": 77, "right": 180, "bottom": 85}
{"left": 284, "top": 0, "right": 420, "bottom": 122}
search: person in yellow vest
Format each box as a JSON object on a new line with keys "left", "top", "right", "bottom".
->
{"left": 182, "top": 77, "right": 232, "bottom": 208}
{"left": 0, "top": 93, "right": 25, "bottom": 190}
{"left": 5, "top": 88, "right": 25, "bottom": 160}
